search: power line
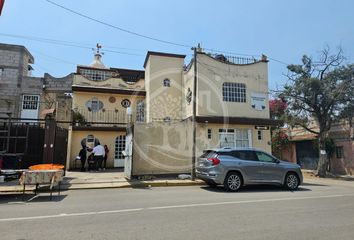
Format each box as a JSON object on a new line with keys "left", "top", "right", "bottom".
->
{"left": 44, "top": 0, "right": 289, "bottom": 63}
{"left": 0, "top": 32, "right": 145, "bottom": 56}
{"left": 45, "top": 0, "right": 193, "bottom": 48}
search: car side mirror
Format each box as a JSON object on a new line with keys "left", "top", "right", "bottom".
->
{"left": 274, "top": 159, "right": 280, "bottom": 164}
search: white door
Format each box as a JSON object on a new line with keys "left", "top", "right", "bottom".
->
{"left": 114, "top": 135, "right": 126, "bottom": 167}
{"left": 21, "top": 95, "right": 40, "bottom": 120}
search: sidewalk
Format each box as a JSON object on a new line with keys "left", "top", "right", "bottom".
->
{"left": 1, "top": 169, "right": 353, "bottom": 193}
{"left": 0, "top": 169, "right": 205, "bottom": 193}
{"left": 302, "top": 169, "right": 354, "bottom": 181}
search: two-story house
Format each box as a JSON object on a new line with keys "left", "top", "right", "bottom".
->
{"left": 66, "top": 47, "right": 277, "bottom": 171}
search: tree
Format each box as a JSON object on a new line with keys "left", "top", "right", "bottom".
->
{"left": 277, "top": 48, "right": 354, "bottom": 177}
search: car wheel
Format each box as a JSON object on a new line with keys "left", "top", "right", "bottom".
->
{"left": 224, "top": 172, "right": 242, "bottom": 192}
{"left": 284, "top": 172, "right": 299, "bottom": 190}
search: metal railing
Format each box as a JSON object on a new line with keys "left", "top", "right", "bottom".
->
{"left": 208, "top": 53, "right": 258, "bottom": 65}
{"left": 73, "top": 108, "right": 145, "bottom": 126}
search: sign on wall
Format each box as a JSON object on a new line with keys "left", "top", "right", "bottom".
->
{"left": 251, "top": 92, "right": 267, "bottom": 111}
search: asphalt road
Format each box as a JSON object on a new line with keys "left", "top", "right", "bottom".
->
{"left": 1, "top": 178, "right": 354, "bottom": 240}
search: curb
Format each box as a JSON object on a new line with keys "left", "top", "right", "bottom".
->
{"left": 0, "top": 180, "right": 206, "bottom": 193}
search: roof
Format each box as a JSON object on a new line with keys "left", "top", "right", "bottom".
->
{"left": 143, "top": 51, "right": 186, "bottom": 68}
{"left": 72, "top": 85, "right": 146, "bottom": 96}
{"left": 76, "top": 66, "right": 145, "bottom": 83}
{"left": 195, "top": 116, "right": 281, "bottom": 126}
{"left": 0, "top": 43, "right": 34, "bottom": 63}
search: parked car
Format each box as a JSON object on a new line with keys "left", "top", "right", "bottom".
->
{"left": 196, "top": 148, "right": 303, "bottom": 191}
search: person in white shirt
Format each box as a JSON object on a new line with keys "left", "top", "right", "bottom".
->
{"left": 92, "top": 142, "right": 105, "bottom": 171}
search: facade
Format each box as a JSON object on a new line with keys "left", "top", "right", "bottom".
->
{"left": 0, "top": 43, "right": 73, "bottom": 122}
{"left": 281, "top": 120, "right": 354, "bottom": 175}
{"left": 67, "top": 48, "right": 277, "bottom": 172}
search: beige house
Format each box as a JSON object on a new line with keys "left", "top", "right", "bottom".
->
{"left": 66, "top": 48, "right": 277, "bottom": 172}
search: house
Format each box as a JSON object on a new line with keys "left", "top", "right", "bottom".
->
{"left": 0, "top": 43, "right": 72, "bottom": 168}
{"left": 66, "top": 46, "right": 278, "bottom": 173}
{"left": 0, "top": 43, "right": 73, "bottom": 122}
{"left": 281, "top": 120, "right": 354, "bottom": 175}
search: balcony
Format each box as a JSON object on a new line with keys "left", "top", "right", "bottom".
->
{"left": 73, "top": 107, "right": 144, "bottom": 127}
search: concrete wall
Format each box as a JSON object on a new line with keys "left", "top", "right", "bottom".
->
{"left": 196, "top": 53, "right": 269, "bottom": 118}
{"left": 132, "top": 120, "right": 271, "bottom": 176}
{"left": 132, "top": 121, "right": 193, "bottom": 175}
{"left": 68, "top": 129, "right": 126, "bottom": 169}
{"left": 0, "top": 43, "right": 33, "bottom": 117}
{"left": 145, "top": 55, "right": 185, "bottom": 122}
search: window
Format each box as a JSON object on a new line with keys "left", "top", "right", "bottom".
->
{"left": 335, "top": 146, "right": 344, "bottom": 158}
{"left": 219, "top": 129, "right": 250, "bottom": 148}
{"left": 207, "top": 129, "right": 212, "bottom": 139}
{"left": 80, "top": 69, "right": 112, "bottom": 81}
{"left": 163, "top": 78, "right": 171, "bottom": 87}
{"left": 22, "top": 95, "right": 39, "bottom": 110}
{"left": 163, "top": 116, "right": 171, "bottom": 122}
{"left": 121, "top": 99, "right": 131, "bottom": 108}
{"left": 219, "top": 129, "right": 235, "bottom": 148}
{"left": 235, "top": 129, "right": 250, "bottom": 147}
{"left": 136, "top": 100, "right": 145, "bottom": 122}
{"left": 257, "top": 130, "right": 263, "bottom": 140}
{"left": 256, "top": 151, "right": 275, "bottom": 163}
{"left": 85, "top": 97, "right": 103, "bottom": 112}
{"left": 232, "top": 150, "right": 258, "bottom": 161}
{"left": 81, "top": 135, "right": 99, "bottom": 149}
{"left": 222, "top": 82, "right": 246, "bottom": 102}
{"left": 0, "top": 68, "right": 4, "bottom": 78}
{"left": 115, "top": 135, "right": 126, "bottom": 159}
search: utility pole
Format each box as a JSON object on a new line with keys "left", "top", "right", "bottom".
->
{"left": 191, "top": 45, "right": 198, "bottom": 181}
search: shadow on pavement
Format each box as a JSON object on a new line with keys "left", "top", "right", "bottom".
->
{"left": 200, "top": 184, "right": 312, "bottom": 193}
{"left": 0, "top": 193, "right": 67, "bottom": 203}
{"left": 302, "top": 182, "right": 328, "bottom": 187}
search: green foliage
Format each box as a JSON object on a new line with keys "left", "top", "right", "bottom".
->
{"left": 276, "top": 48, "right": 354, "bottom": 176}
{"left": 271, "top": 129, "right": 290, "bottom": 158}
{"left": 72, "top": 111, "right": 86, "bottom": 125}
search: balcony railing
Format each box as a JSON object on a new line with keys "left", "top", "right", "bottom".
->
{"left": 208, "top": 53, "right": 259, "bottom": 65}
{"left": 73, "top": 108, "right": 145, "bottom": 127}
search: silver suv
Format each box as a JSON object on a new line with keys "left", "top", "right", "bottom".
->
{"left": 196, "top": 148, "right": 303, "bottom": 191}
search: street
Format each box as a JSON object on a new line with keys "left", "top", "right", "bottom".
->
{"left": 1, "top": 178, "right": 354, "bottom": 240}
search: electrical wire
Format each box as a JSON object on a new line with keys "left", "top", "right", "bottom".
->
{"left": 44, "top": 0, "right": 269, "bottom": 59}
{"left": 45, "top": 0, "right": 193, "bottom": 48}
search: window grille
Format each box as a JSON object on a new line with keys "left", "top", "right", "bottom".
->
{"left": 115, "top": 135, "right": 126, "bottom": 159}
{"left": 163, "top": 78, "right": 171, "bottom": 87}
{"left": 136, "top": 100, "right": 145, "bottom": 122}
{"left": 80, "top": 69, "right": 112, "bottom": 81}
{"left": 222, "top": 82, "right": 246, "bottom": 102}
{"left": 22, "top": 95, "right": 39, "bottom": 110}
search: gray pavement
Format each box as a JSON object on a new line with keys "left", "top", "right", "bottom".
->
{"left": 1, "top": 177, "right": 354, "bottom": 240}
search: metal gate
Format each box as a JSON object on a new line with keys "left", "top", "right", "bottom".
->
{"left": 0, "top": 118, "right": 45, "bottom": 169}
{"left": 42, "top": 119, "right": 68, "bottom": 169}
{"left": 124, "top": 125, "right": 133, "bottom": 179}
{"left": 295, "top": 140, "right": 319, "bottom": 170}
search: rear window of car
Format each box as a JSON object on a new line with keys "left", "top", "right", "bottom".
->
{"left": 206, "top": 151, "right": 219, "bottom": 158}
{"left": 199, "top": 150, "right": 213, "bottom": 158}
{"left": 217, "top": 151, "right": 234, "bottom": 157}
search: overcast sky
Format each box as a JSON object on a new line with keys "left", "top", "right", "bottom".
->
{"left": 1, "top": 0, "right": 353, "bottom": 90}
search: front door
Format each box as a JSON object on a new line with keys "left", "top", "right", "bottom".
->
{"left": 114, "top": 135, "right": 126, "bottom": 167}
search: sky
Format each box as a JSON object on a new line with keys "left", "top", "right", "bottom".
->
{"left": 1, "top": 0, "right": 354, "bottom": 90}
